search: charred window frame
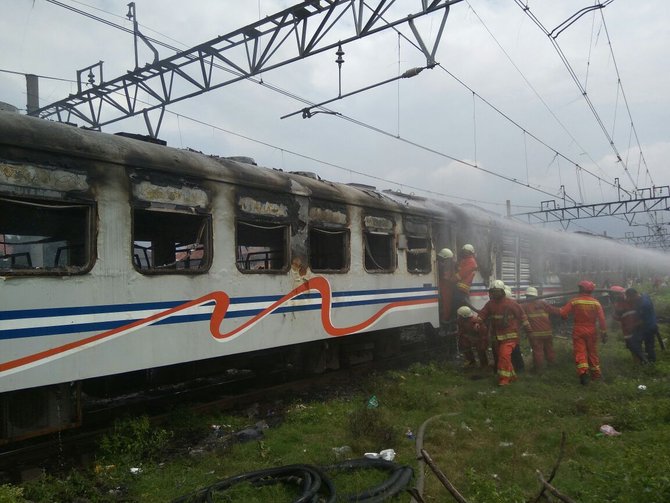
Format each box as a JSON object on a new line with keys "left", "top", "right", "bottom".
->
{"left": 132, "top": 208, "right": 212, "bottom": 274}
{"left": 404, "top": 218, "right": 431, "bottom": 274}
{"left": 363, "top": 214, "right": 396, "bottom": 273}
{"left": 406, "top": 236, "right": 431, "bottom": 273}
{"left": 309, "top": 227, "right": 350, "bottom": 272}
{"left": 236, "top": 220, "right": 289, "bottom": 273}
{"left": 0, "top": 196, "right": 95, "bottom": 275}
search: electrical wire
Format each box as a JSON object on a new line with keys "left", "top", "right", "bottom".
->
{"left": 598, "top": 9, "right": 655, "bottom": 188}
{"left": 27, "top": 1, "right": 639, "bottom": 213}
{"left": 514, "top": 0, "right": 640, "bottom": 193}
{"left": 465, "top": 0, "right": 615, "bottom": 186}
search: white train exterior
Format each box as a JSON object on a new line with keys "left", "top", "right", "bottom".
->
{"left": 0, "top": 111, "right": 665, "bottom": 442}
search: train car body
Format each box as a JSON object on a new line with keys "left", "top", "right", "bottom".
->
{"left": 0, "top": 112, "right": 445, "bottom": 442}
{"left": 1, "top": 111, "right": 668, "bottom": 443}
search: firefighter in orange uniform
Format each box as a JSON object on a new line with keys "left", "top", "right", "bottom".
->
{"left": 456, "top": 306, "right": 489, "bottom": 368}
{"left": 610, "top": 285, "right": 643, "bottom": 363}
{"left": 453, "top": 244, "right": 478, "bottom": 313}
{"left": 479, "top": 280, "right": 531, "bottom": 386}
{"left": 437, "top": 248, "right": 456, "bottom": 324}
{"left": 560, "top": 280, "right": 607, "bottom": 385}
{"left": 522, "top": 286, "right": 561, "bottom": 371}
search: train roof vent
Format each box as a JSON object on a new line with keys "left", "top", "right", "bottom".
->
{"left": 225, "top": 156, "right": 257, "bottom": 165}
{"left": 347, "top": 182, "right": 377, "bottom": 191}
{"left": 114, "top": 132, "right": 167, "bottom": 146}
{"left": 290, "top": 171, "right": 321, "bottom": 180}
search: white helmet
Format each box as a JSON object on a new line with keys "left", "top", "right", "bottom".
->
{"left": 457, "top": 306, "right": 474, "bottom": 318}
{"left": 491, "top": 279, "right": 505, "bottom": 290}
{"left": 437, "top": 248, "right": 454, "bottom": 259}
{"left": 504, "top": 286, "right": 513, "bottom": 297}
{"left": 525, "top": 286, "right": 538, "bottom": 297}
{"left": 462, "top": 244, "right": 475, "bottom": 254}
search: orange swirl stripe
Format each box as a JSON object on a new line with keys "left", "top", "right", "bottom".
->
{"left": 0, "top": 277, "right": 435, "bottom": 374}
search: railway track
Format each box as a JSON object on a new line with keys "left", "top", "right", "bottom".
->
{"left": 0, "top": 341, "right": 446, "bottom": 480}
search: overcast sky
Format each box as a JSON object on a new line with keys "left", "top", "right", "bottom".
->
{"left": 1, "top": 0, "right": 669, "bottom": 239}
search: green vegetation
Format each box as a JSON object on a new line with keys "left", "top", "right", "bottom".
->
{"left": 12, "top": 289, "right": 670, "bottom": 502}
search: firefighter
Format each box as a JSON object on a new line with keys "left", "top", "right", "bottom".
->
{"left": 456, "top": 305, "right": 489, "bottom": 368}
{"left": 625, "top": 288, "right": 658, "bottom": 363}
{"left": 560, "top": 280, "right": 607, "bottom": 385}
{"left": 437, "top": 248, "right": 455, "bottom": 324}
{"left": 479, "top": 280, "right": 531, "bottom": 386}
{"left": 452, "top": 244, "right": 478, "bottom": 313}
{"left": 504, "top": 285, "right": 526, "bottom": 373}
{"left": 522, "top": 286, "right": 561, "bottom": 371}
{"left": 610, "top": 286, "right": 644, "bottom": 363}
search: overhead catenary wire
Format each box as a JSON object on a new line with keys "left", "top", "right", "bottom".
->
{"left": 26, "top": 0, "right": 637, "bottom": 212}
{"left": 514, "top": 0, "right": 641, "bottom": 193}
{"left": 598, "top": 9, "right": 655, "bottom": 188}
{"left": 464, "top": 0, "right": 616, "bottom": 188}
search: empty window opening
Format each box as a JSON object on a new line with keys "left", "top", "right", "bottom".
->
{"left": 309, "top": 227, "right": 349, "bottom": 272}
{"left": 406, "top": 236, "right": 431, "bottom": 274}
{"left": 0, "top": 196, "right": 93, "bottom": 275}
{"left": 364, "top": 232, "right": 395, "bottom": 272}
{"left": 236, "top": 221, "right": 288, "bottom": 272}
{"left": 133, "top": 209, "right": 211, "bottom": 273}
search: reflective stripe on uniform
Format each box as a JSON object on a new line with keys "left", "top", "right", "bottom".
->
{"left": 499, "top": 369, "right": 516, "bottom": 377}
{"left": 530, "top": 330, "right": 552, "bottom": 337}
{"left": 496, "top": 333, "right": 518, "bottom": 341}
{"left": 577, "top": 362, "right": 589, "bottom": 369}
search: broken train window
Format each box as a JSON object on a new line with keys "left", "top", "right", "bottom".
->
{"left": 133, "top": 208, "right": 212, "bottom": 273}
{"left": 363, "top": 214, "right": 396, "bottom": 273}
{"left": 406, "top": 236, "right": 431, "bottom": 273}
{"left": 236, "top": 221, "right": 288, "bottom": 272}
{"left": 0, "top": 196, "right": 94, "bottom": 275}
{"left": 309, "top": 227, "right": 349, "bottom": 272}
{"left": 404, "top": 218, "right": 431, "bottom": 274}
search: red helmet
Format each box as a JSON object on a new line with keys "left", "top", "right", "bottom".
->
{"left": 578, "top": 280, "right": 595, "bottom": 293}
{"left": 610, "top": 285, "right": 625, "bottom": 293}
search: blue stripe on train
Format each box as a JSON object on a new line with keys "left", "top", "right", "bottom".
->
{"left": 0, "top": 292, "right": 438, "bottom": 340}
{"left": 0, "top": 286, "right": 437, "bottom": 321}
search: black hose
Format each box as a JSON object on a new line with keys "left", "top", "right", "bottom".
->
{"left": 324, "top": 458, "right": 414, "bottom": 502}
{"left": 170, "top": 464, "right": 335, "bottom": 503}
{"left": 170, "top": 458, "right": 413, "bottom": 502}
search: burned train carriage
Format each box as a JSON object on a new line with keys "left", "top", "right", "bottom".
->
{"left": 0, "top": 112, "right": 651, "bottom": 443}
{"left": 0, "top": 112, "right": 456, "bottom": 443}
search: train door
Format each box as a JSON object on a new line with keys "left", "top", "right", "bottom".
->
{"left": 501, "top": 235, "right": 531, "bottom": 299}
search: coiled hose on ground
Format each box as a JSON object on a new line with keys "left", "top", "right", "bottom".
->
{"left": 170, "top": 457, "right": 413, "bottom": 502}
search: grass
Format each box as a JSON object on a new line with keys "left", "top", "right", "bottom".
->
{"left": 7, "top": 287, "right": 670, "bottom": 502}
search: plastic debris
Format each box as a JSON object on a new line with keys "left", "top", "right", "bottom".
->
{"left": 380, "top": 449, "right": 396, "bottom": 461}
{"left": 364, "top": 449, "right": 396, "bottom": 461}
{"left": 638, "top": 384, "right": 647, "bottom": 391}
{"left": 460, "top": 422, "right": 472, "bottom": 432}
{"left": 499, "top": 441, "right": 513, "bottom": 447}
{"left": 599, "top": 424, "right": 621, "bottom": 436}
{"left": 367, "top": 395, "right": 379, "bottom": 408}
{"left": 405, "top": 429, "right": 415, "bottom": 440}
{"left": 130, "top": 467, "right": 142, "bottom": 475}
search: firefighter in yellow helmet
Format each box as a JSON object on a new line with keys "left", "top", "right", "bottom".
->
{"left": 522, "top": 286, "right": 561, "bottom": 371}
{"left": 479, "top": 280, "right": 531, "bottom": 386}
{"left": 453, "top": 244, "right": 478, "bottom": 312}
{"left": 456, "top": 305, "right": 489, "bottom": 368}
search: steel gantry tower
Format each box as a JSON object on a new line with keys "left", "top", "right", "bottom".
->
{"left": 30, "top": 0, "right": 460, "bottom": 137}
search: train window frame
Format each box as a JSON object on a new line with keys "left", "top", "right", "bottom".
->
{"left": 0, "top": 195, "right": 95, "bottom": 276}
{"left": 132, "top": 207, "right": 212, "bottom": 275}
{"left": 236, "top": 220, "right": 289, "bottom": 273}
{"left": 405, "top": 235, "right": 432, "bottom": 274}
{"left": 309, "top": 226, "right": 350, "bottom": 273}
{"left": 363, "top": 231, "right": 396, "bottom": 273}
